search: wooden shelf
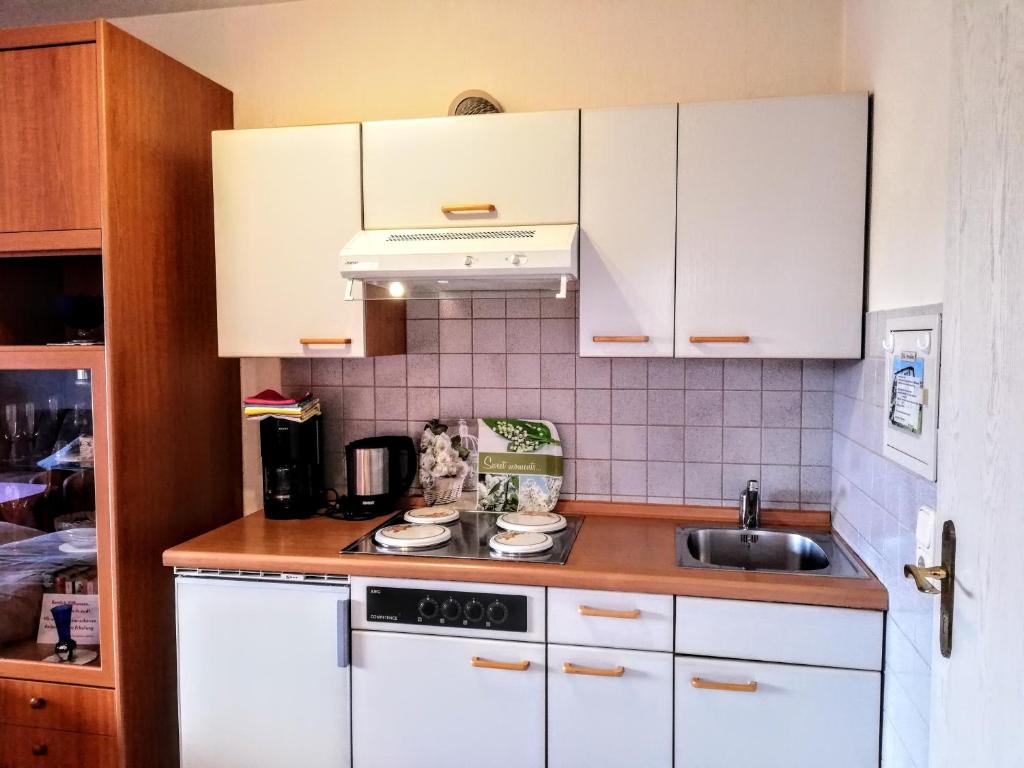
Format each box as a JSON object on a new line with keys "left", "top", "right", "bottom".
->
{"left": 0, "top": 644, "right": 109, "bottom": 687}
{"left": 0, "top": 345, "right": 105, "bottom": 368}
{"left": 0, "top": 230, "right": 102, "bottom": 257}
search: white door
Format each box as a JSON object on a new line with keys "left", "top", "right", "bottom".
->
{"left": 579, "top": 105, "right": 677, "bottom": 358}
{"left": 674, "top": 656, "right": 879, "bottom": 768}
{"left": 352, "top": 630, "right": 545, "bottom": 768}
{"left": 930, "top": 4, "right": 1024, "bottom": 765}
{"left": 548, "top": 644, "right": 672, "bottom": 768}
{"left": 213, "top": 123, "right": 368, "bottom": 357}
{"left": 675, "top": 94, "right": 867, "bottom": 359}
{"left": 361, "top": 110, "right": 579, "bottom": 229}
{"left": 176, "top": 578, "right": 351, "bottom": 768}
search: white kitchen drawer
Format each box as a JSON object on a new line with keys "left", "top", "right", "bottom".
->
{"left": 549, "top": 587, "right": 673, "bottom": 652}
{"left": 548, "top": 644, "right": 672, "bottom": 768}
{"left": 362, "top": 109, "right": 579, "bottom": 229}
{"left": 675, "top": 656, "right": 880, "bottom": 768}
{"left": 675, "top": 596, "right": 883, "bottom": 671}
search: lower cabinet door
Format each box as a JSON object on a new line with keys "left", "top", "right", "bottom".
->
{"left": 352, "top": 631, "right": 545, "bottom": 768}
{"left": 548, "top": 644, "right": 673, "bottom": 768}
{"left": 675, "top": 656, "right": 880, "bottom": 768}
{"left": 0, "top": 724, "right": 117, "bottom": 768}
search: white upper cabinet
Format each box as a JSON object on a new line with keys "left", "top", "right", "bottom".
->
{"left": 674, "top": 94, "right": 868, "bottom": 358}
{"left": 361, "top": 110, "right": 579, "bottom": 229}
{"left": 213, "top": 124, "right": 404, "bottom": 358}
{"left": 579, "top": 105, "right": 677, "bottom": 357}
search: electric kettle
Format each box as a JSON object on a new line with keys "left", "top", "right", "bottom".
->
{"left": 343, "top": 435, "right": 416, "bottom": 520}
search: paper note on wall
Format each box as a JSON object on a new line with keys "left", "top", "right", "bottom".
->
{"left": 36, "top": 594, "right": 100, "bottom": 645}
{"left": 889, "top": 354, "right": 925, "bottom": 434}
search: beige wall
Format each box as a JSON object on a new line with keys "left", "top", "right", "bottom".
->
{"left": 843, "top": 0, "right": 951, "bottom": 311}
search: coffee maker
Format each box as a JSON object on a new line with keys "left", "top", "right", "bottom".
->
{"left": 260, "top": 416, "right": 324, "bottom": 519}
{"left": 343, "top": 435, "right": 416, "bottom": 520}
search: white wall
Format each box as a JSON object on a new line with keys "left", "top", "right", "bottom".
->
{"left": 842, "top": 0, "right": 951, "bottom": 312}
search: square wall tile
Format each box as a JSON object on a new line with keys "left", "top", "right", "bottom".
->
{"left": 438, "top": 319, "right": 471, "bottom": 353}
{"left": 612, "top": 358, "right": 648, "bottom": 388}
{"left": 473, "top": 354, "right": 506, "bottom": 388}
{"left": 612, "top": 389, "right": 647, "bottom": 425}
{"left": 407, "top": 388, "right": 440, "bottom": 421}
{"left": 684, "top": 426, "right": 723, "bottom": 462}
{"left": 576, "top": 389, "right": 611, "bottom": 424}
{"left": 407, "top": 319, "right": 440, "bottom": 353}
{"left": 576, "top": 424, "right": 611, "bottom": 459}
{"left": 762, "top": 390, "right": 802, "bottom": 427}
{"left": 612, "top": 460, "right": 647, "bottom": 496}
{"left": 406, "top": 298, "right": 439, "bottom": 319}
{"left": 540, "top": 318, "right": 576, "bottom": 353}
{"left": 576, "top": 459, "right": 611, "bottom": 495}
{"left": 723, "top": 464, "right": 760, "bottom": 501}
{"left": 647, "top": 426, "right": 685, "bottom": 462}
{"left": 541, "top": 293, "right": 576, "bottom": 319}
{"left": 440, "top": 354, "right": 473, "bottom": 388}
{"left": 648, "top": 359, "right": 686, "bottom": 389}
{"left": 541, "top": 353, "right": 576, "bottom": 388}
{"left": 342, "top": 386, "right": 374, "bottom": 420}
{"left": 723, "top": 427, "right": 761, "bottom": 464}
{"left": 472, "top": 319, "right": 506, "bottom": 353}
{"left": 685, "top": 463, "right": 723, "bottom": 499}
{"left": 375, "top": 355, "right": 406, "bottom": 386}
{"left": 472, "top": 297, "right": 505, "bottom": 318}
{"left": 577, "top": 357, "right": 611, "bottom": 389}
{"left": 506, "top": 389, "right": 540, "bottom": 419}
{"left": 308, "top": 359, "right": 343, "bottom": 387}
{"left": 439, "top": 297, "right": 472, "bottom": 319}
{"left": 724, "top": 359, "right": 762, "bottom": 390}
{"left": 801, "top": 390, "right": 833, "bottom": 429}
{"left": 763, "top": 360, "right": 803, "bottom": 390}
{"left": 648, "top": 461, "right": 685, "bottom": 497}
{"left": 473, "top": 388, "right": 506, "bottom": 417}
{"left": 800, "top": 466, "right": 832, "bottom": 504}
{"left": 507, "top": 354, "right": 541, "bottom": 388}
{"left": 541, "top": 389, "right": 575, "bottom": 425}
{"left": 685, "top": 390, "right": 723, "bottom": 426}
{"left": 407, "top": 354, "right": 439, "bottom": 387}
{"left": 507, "top": 318, "right": 541, "bottom": 353}
{"left": 342, "top": 357, "right": 373, "bottom": 386}
{"left": 612, "top": 425, "right": 648, "bottom": 461}
{"left": 761, "top": 465, "right": 801, "bottom": 503}
{"left": 316, "top": 386, "right": 344, "bottom": 425}
{"left": 506, "top": 296, "right": 540, "bottom": 318}
{"left": 281, "top": 359, "right": 311, "bottom": 387}
{"left": 762, "top": 428, "right": 801, "bottom": 465}
{"left": 801, "top": 429, "right": 832, "bottom": 466}
{"left": 802, "top": 360, "right": 835, "bottom": 391}
{"left": 685, "top": 359, "right": 724, "bottom": 390}
{"left": 724, "top": 390, "right": 761, "bottom": 427}
{"left": 375, "top": 387, "right": 407, "bottom": 420}
{"left": 648, "top": 390, "right": 686, "bottom": 426}
{"left": 440, "top": 388, "right": 473, "bottom": 418}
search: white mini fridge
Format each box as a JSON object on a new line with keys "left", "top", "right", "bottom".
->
{"left": 175, "top": 572, "right": 351, "bottom": 768}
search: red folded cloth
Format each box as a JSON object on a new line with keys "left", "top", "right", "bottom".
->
{"left": 243, "top": 389, "right": 313, "bottom": 406}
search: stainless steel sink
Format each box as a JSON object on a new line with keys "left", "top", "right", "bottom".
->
{"left": 675, "top": 526, "right": 870, "bottom": 578}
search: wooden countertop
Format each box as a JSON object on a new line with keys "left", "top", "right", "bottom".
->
{"left": 163, "top": 502, "right": 888, "bottom": 611}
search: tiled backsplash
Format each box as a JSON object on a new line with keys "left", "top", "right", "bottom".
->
{"left": 281, "top": 292, "right": 835, "bottom": 510}
{"left": 831, "top": 304, "right": 941, "bottom": 768}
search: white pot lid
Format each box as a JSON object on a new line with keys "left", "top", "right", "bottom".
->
{"left": 404, "top": 507, "right": 461, "bottom": 525}
{"left": 489, "top": 530, "right": 553, "bottom": 555}
{"left": 375, "top": 523, "right": 452, "bottom": 549}
{"left": 496, "top": 511, "right": 566, "bottom": 533}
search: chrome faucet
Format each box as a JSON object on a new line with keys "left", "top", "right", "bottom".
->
{"left": 739, "top": 480, "right": 760, "bottom": 529}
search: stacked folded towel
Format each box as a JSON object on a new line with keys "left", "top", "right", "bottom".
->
{"left": 243, "top": 390, "right": 321, "bottom": 423}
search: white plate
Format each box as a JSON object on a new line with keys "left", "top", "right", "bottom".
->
{"left": 489, "top": 530, "right": 553, "bottom": 555}
{"left": 404, "top": 507, "right": 460, "bottom": 525}
{"left": 59, "top": 542, "right": 98, "bottom": 554}
{"left": 375, "top": 523, "right": 451, "bottom": 549}
{"left": 496, "top": 511, "right": 566, "bottom": 533}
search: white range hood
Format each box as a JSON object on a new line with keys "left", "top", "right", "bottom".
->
{"left": 339, "top": 224, "right": 579, "bottom": 298}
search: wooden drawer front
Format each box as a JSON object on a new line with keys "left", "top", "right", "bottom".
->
{"left": 549, "top": 588, "right": 673, "bottom": 651}
{"left": 0, "top": 724, "right": 116, "bottom": 768}
{"left": 675, "top": 597, "right": 883, "bottom": 671}
{"left": 675, "top": 656, "right": 880, "bottom": 768}
{"left": 0, "top": 680, "right": 115, "bottom": 735}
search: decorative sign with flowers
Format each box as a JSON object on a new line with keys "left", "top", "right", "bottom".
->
{"left": 476, "top": 418, "right": 563, "bottom": 513}
{"left": 418, "top": 419, "right": 472, "bottom": 506}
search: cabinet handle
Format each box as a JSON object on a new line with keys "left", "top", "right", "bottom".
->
{"left": 31, "top": 743, "right": 49, "bottom": 756}
{"left": 299, "top": 338, "right": 353, "bottom": 345}
{"left": 563, "top": 662, "right": 625, "bottom": 678}
{"left": 471, "top": 656, "right": 530, "bottom": 671}
{"left": 691, "top": 677, "right": 758, "bottom": 693}
{"left": 689, "top": 336, "right": 751, "bottom": 344}
{"left": 442, "top": 203, "right": 496, "bottom": 214}
{"left": 578, "top": 605, "right": 641, "bottom": 620}
{"left": 592, "top": 336, "right": 650, "bottom": 343}
{"left": 29, "top": 697, "right": 46, "bottom": 709}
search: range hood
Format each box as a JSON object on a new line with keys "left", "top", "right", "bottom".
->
{"left": 339, "top": 224, "right": 578, "bottom": 298}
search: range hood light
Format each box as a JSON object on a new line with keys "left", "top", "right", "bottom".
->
{"left": 388, "top": 281, "right": 406, "bottom": 298}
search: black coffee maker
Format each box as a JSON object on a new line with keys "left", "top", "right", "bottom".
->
{"left": 343, "top": 435, "right": 416, "bottom": 520}
{"left": 260, "top": 416, "right": 324, "bottom": 519}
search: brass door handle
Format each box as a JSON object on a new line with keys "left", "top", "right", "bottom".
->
{"left": 471, "top": 656, "right": 530, "bottom": 671}
{"left": 299, "top": 338, "right": 352, "bottom": 345}
{"left": 442, "top": 203, "right": 496, "bottom": 214}
{"left": 691, "top": 677, "right": 758, "bottom": 693}
{"left": 689, "top": 336, "right": 751, "bottom": 344}
{"left": 578, "top": 605, "right": 641, "bottom": 620}
{"left": 904, "top": 563, "right": 947, "bottom": 595}
{"left": 592, "top": 336, "right": 650, "bottom": 343}
{"left": 563, "top": 662, "right": 625, "bottom": 678}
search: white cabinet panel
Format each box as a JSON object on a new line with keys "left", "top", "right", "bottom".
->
{"left": 579, "top": 105, "right": 677, "bottom": 357}
{"left": 213, "top": 124, "right": 370, "bottom": 358}
{"left": 548, "top": 587, "right": 674, "bottom": 651}
{"left": 675, "top": 596, "right": 883, "bottom": 671}
{"left": 352, "top": 630, "right": 545, "bottom": 768}
{"left": 362, "top": 110, "right": 579, "bottom": 229}
{"left": 675, "top": 94, "right": 868, "bottom": 358}
{"left": 548, "top": 644, "right": 672, "bottom": 768}
{"left": 675, "top": 656, "right": 880, "bottom": 768}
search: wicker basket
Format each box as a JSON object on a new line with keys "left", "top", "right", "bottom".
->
{"left": 422, "top": 475, "right": 465, "bottom": 506}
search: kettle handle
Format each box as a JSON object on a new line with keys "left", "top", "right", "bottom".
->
{"left": 394, "top": 436, "right": 417, "bottom": 495}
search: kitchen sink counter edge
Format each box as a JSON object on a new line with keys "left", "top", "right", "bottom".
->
{"left": 162, "top": 501, "right": 888, "bottom": 611}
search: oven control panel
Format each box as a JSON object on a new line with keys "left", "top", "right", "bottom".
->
{"left": 366, "top": 585, "right": 528, "bottom": 633}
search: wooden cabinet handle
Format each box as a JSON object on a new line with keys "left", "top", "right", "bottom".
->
{"left": 592, "top": 336, "right": 650, "bottom": 343}
{"left": 442, "top": 203, "right": 496, "bottom": 214}
{"left": 29, "top": 697, "right": 46, "bottom": 709}
{"left": 471, "top": 656, "right": 530, "bottom": 671}
{"left": 32, "top": 743, "right": 49, "bottom": 756}
{"left": 689, "top": 336, "right": 751, "bottom": 344}
{"left": 691, "top": 677, "right": 758, "bottom": 693}
{"left": 563, "top": 662, "right": 625, "bottom": 678}
{"left": 578, "top": 605, "right": 641, "bottom": 620}
{"left": 299, "top": 338, "right": 352, "bottom": 345}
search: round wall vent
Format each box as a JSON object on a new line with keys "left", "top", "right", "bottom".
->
{"left": 448, "top": 90, "right": 503, "bottom": 116}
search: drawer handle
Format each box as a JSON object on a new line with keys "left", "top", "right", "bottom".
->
{"left": 442, "top": 203, "right": 496, "bottom": 215}
{"left": 592, "top": 336, "right": 650, "bottom": 343}
{"left": 578, "top": 605, "right": 641, "bottom": 620}
{"left": 471, "top": 656, "right": 530, "bottom": 671}
{"left": 32, "top": 743, "right": 49, "bottom": 756}
{"left": 29, "top": 697, "right": 47, "bottom": 709}
{"left": 689, "top": 336, "right": 751, "bottom": 344}
{"left": 691, "top": 677, "right": 758, "bottom": 693}
{"left": 299, "top": 338, "right": 352, "bottom": 345}
{"left": 563, "top": 662, "right": 625, "bottom": 678}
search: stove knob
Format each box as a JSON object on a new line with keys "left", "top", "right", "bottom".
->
{"left": 486, "top": 600, "right": 509, "bottom": 625}
{"left": 441, "top": 598, "right": 462, "bottom": 621}
{"left": 464, "top": 599, "right": 485, "bottom": 623}
{"left": 417, "top": 597, "right": 439, "bottom": 620}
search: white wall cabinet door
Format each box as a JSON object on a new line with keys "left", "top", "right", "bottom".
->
{"left": 548, "top": 644, "right": 673, "bottom": 768}
{"left": 674, "top": 94, "right": 868, "bottom": 358}
{"left": 675, "top": 656, "right": 880, "bottom": 768}
{"left": 352, "top": 630, "right": 545, "bottom": 768}
{"left": 362, "top": 110, "right": 579, "bottom": 229}
{"left": 213, "top": 124, "right": 373, "bottom": 358}
{"left": 579, "top": 105, "right": 677, "bottom": 357}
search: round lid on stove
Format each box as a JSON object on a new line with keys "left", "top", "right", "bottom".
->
{"left": 404, "top": 507, "right": 460, "bottom": 525}
{"left": 374, "top": 522, "right": 452, "bottom": 549}
{"left": 489, "top": 530, "right": 554, "bottom": 555}
{"left": 496, "top": 511, "right": 567, "bottom": 533}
